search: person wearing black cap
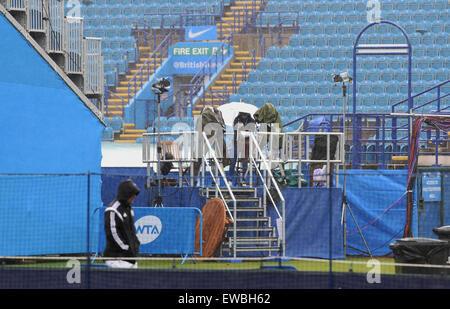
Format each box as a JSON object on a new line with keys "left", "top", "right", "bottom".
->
{"left": 104, "top": 179, "right": 141, "bottom": 268}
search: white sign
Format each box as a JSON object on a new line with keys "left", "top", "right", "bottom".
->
{"left": 135, "top": 215, "right": 162, "bottom": 244}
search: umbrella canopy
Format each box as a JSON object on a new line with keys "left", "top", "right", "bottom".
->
{"left": 217, "top": 102, "right": 258, "bottom": 127}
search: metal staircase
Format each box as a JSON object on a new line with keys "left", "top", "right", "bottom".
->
{"left": 200, "top": 186, "right": 281, "bottom": 256}
{"left": 199, "top": 131, "right": 285, "bottom": 258}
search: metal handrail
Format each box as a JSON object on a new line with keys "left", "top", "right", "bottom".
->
{"left": 188, "top": 31, "right": 234, "bottom": 109}
{"left": 105, "top": 89, "right": 126, "bottom": 121}
{"left": 201, "top": 132, "right": 237, "bottom": 257}
{"left": 245, "top": 132, "right": 285, "bottom": 256}
{"left": 127, "top": 29, "right": 175, "bottom": 102}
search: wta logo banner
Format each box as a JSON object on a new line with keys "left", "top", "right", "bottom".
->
{"left": 135, "top": 215, "right": 162, "bottom": 244}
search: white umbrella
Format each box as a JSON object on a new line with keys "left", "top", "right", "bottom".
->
{"left": 217, "top": 101, "right": 258, "bottom": 127}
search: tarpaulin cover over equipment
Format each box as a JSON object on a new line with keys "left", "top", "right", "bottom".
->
{"left": 389, "top": 237, "right": 450, "bottom": 275}
{"left": 253, "top": 102, "right": 284, "bottom": 147}
{"left": 193, "top": 107, "right": 231, "bottom": 176}
{"left": 195, "top": 198, "right": 233, "bottom": 257}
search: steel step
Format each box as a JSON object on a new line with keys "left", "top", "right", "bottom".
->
{"left": 233, "top": 207, "right": 265, "bottom": 212}
{"left": 223, "top": 197, "right": 260, "bottom": 203}
{"left": 228, "top": 226, "right": 275, "bottom": 233}
{"left": 221, "top": 246, "right": 281, "bottom": 252}
{"left": 224, "top": 236, "right": 279, "bottom": 244}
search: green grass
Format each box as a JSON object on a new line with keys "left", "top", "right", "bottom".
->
{"left": 4, "top": 257, "right": 396, "bottom": 275}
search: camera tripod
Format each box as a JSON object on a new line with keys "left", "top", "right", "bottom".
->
{"left": 337, "top": 80, "right": 372, "bottom": 257}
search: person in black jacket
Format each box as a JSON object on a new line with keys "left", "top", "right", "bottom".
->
{"left": 229, "top": 112, "right": 256, "bottom": 185}
{"left": 104, "top": 179, "right": 141, "bottom": 268}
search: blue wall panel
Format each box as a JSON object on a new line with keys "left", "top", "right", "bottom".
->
{"left": 0, "top": 13, "right": 104, "bottom": 255}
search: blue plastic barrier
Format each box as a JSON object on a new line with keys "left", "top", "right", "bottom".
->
{"left": 98, "top": 206, "right": 202, "bottom": 262}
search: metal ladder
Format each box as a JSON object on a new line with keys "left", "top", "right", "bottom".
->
{"left": 200, "top": 186, "right": 281, "bottom": 257}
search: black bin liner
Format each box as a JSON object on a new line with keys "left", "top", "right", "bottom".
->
{"left": 433, "top": 226, "right": 450, "bottom": 241}
{"left": 389, "top": 237, "right": 450, "bottom": 275}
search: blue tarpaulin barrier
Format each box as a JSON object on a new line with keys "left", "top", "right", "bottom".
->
{"left": 338, "top": 170, "right": 414, "bottom": 256}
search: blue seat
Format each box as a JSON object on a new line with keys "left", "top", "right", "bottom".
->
{"left": 322, "top": 58, "right": 335, "bottom": 71}
{"left": 299, "top": 22, "right": 313, "bottom": 36}
{"left": 380, "top": 69, "right": 394, "bottom": 82}
{"left": 102, "top": 126, "right": 114, "bottom": 141}
{"left": 331, "top": 46, "right": 346, "bottom": 59}
{"left": 393, "top": 69, "right": 407, "bottom": 82}
{"left": 360, "top": 56, "right": 376, "bottom": 70}
{"left": 306, "top": 11, "right": 320, "bottom": 23}
{"left": 312, "top": 34, "right": 327, "bottom": 47}
{"left": 435, "top": 68, "right": 448, "bottom": 82}
{"left": 294, "top": 94, "right": 307, "bottom": 107}
{"left": 265, "top": 2, "right": 278, "bottom": 12}
{"left": 292, "top": 45, "right": 306, "bottom": 58}
{"left": 289, "top": 34, "right": 301, "bottom": 47}
{"left": 260, "top": 69, "right": 274, "bottom": 83}
{"left": 358, "top": 80, "right": 371, "bottom": 94}
{"left": 263, "top": 82, "right": 277, "bottom": 95}
{"left": 308, "top": 57, "right": 322, "bottom": 70}
{"left": 237, "top": 81, "right": 249, "bottom": 95}
{"left": 295, "top": 57, "right": 308, "bottom": 71}
{"left": 110, "top": 116, "right": 123, "bottom": 132}
{"left": 247, "top": 70, "right": 260, "bottom": 83}
{"left": 316, "top": 83, "right": 330, "bottom": 96}
{"left": 270, "top": 59, "right": 282, "bottom": 71}
{"left": 253, "top": 94, "right": 266, "bottom": 108}
{"left": 301, "top": 34, "right": 314, "bottom": 47}
{"left": 280, "top": 94, "right": 294, "bottom": 107}
{"left": 308, "top": 94, "right": 322, "bottom": 109}
{"left": 319, "top": 11, "right": 333, "bottom": 23}
{"left": 269, "top": 93, "right": 282, "bottom": 106}
{"left": 257, "top": 58, "right": 271, "bottom": 71}
{"left": 361, "top": 93, "right": 376, "bottom": 108}
{"left": 249, "top": 82, "right": 263, "bottom": 95}
{"left": 274, "top": 70, "right": 287, "bottom": 82}
{"left": 266, "top": 45, "right": 280, "bottom": 58}
{"left": 332, "top": 12, "right": 345, "bottom": 23}
{"left": 426, "top": 44, "right": 440, "bottom": 57}
{"left": 324, "top": 22, "right": 337, "bottom": 35}
{"left": 419, "top": 0, "right": 435, "bottom": 10}
{"left": 310, "top": 24, "right": 324, "bottom": 35}
{"left": 303, "top": 81, "right": 316, "bottom": 95}
{"left": 340, "top": 34, "right": 354, "bottom": 47}
{"left": 318, "top": 47, "right": 331, "bottom": 58}
{"left": 385, "top": 83, "right": 399, "bottom": 95}
{"left": 286, "top": 69, "right": 300, "bottom": 82}
{"left": 280, "top": 45, "right": 293, "bottom": 58}
{"left": 300, "top": 69, "right": 314, "bottom": 82}
{"left": 278, "top": 82, "right": 291, "bottom": 96}
{"left": 282, "top": 58, "right": 297, "bottom": 71}
{"left": 365, "top": 69, "right": 380, "bottom": 82}
{"left": 335, "top": 57, "right": 348, "bottom": 71}
{"left": 350, "top": 23, "right": 364, "bottom": 36}
{"left": 435, "top": 0, "right": 448, "bottom": 10}
{"left": 229, "top": 93, "right": 240, "bottom": 102}
{"left": 337, "top": 23, "right": 350, "bottom": 35}
{"left": 313, "top": 71, "right": 327, "bottom": 83}
{"left": 305, "top": 46, "right": 318, "bottom": 58}
{"left": 371, "top": 81, "right": 385, "bottom": 94}
{"left": 435, "top": 33, "right": 449, "bottom": 45}
{"left": 315, "top": 2, "right": 329, "bottom": 12}
{"left": 150, "top": 15, "right": 163, "bottom": 28}
{"left": 289, "top": 83, "right": 302, "bottom": 96}
{"left": 415, "top": 56, "right": 430, "bottom": 70}
{"left": 440, "top": 44, "right": 450, "bottom": 58}
{"left": 421, "top": 69, "right": 435, "bottom": 82}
